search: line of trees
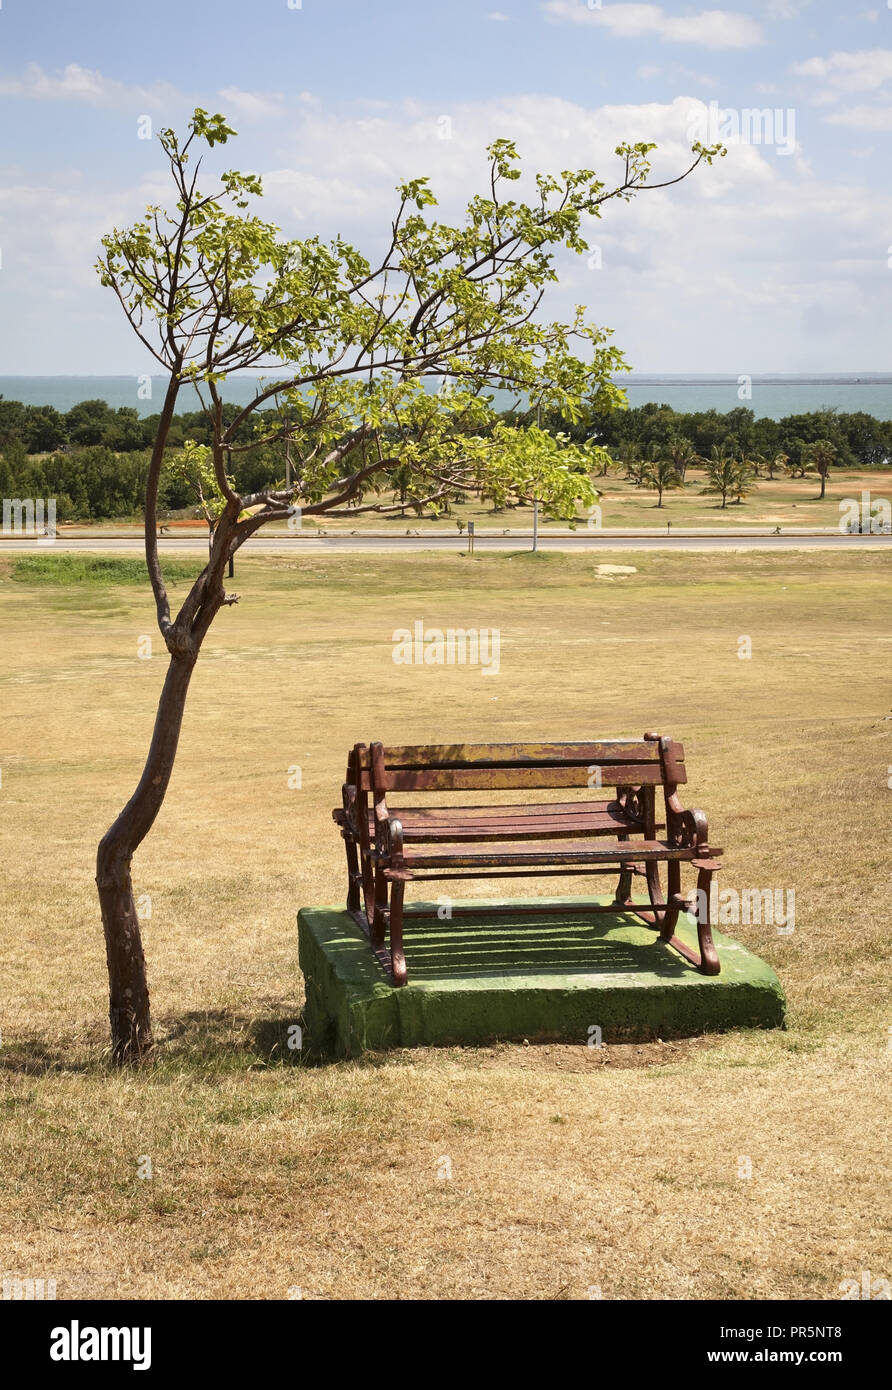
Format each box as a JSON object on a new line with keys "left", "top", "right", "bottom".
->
{"left": 575, "top": 400, "right": 890, "bottom": 472}
{"left": 3, "top": 394, "right": 890, "bottom": 467}
{"left": 0, "top": 395, "right": 260, "bottom": 455}
{"left": 0, "top": 406, "right": 307, "bottom": 520}
{"left": 0, "top": 394, "right": 888, "bottom": 521}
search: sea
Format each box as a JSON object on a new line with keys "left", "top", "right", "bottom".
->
{"left": 2, "top": 374, "right": 892, "bottom": 422}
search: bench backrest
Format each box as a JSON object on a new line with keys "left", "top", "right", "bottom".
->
{"left": 349, "top": 737, "right": 686, "bottom": 793}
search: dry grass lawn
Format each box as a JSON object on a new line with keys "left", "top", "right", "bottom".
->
{"left": 0, "top": 547, "right": 890, "bottom": 1300}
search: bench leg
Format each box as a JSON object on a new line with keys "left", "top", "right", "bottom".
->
{"left": 344, "top": 833, "right": 362, "bottom": 913}
{"left": 694, "top": 866, "right": 720, "bottom": 975}
{"left": 614, "top": 832, "right": 633, "bottom": 905}
{"left": 388, "top": 879, "right": 407, "bottom": 987}
{"left": 358, "top": 835, "right": 376, "bottom": 930}
{"left": 371, "top": 860, "right": 389, "bottom": 946}
{"left": 658, "top": 859, "right": 682, "bottom": 940}
{"left": 646, "top": 859, "right": 721, "bottom": 976}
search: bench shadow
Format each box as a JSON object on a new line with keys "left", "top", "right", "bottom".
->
{"left": 364, "top": 907, "right": 694, "bottom": 981}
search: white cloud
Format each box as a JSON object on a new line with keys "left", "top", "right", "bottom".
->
{"left": 260, "top": 94, "right": 731, "bottom": 231}
{"left": 218, "top": 87, "right": 287, "bottom": 120}
{"left": 487, "top": 10, "right": 511, "bottom": 19}
{"left": 764, "top": 0, "right": 810, "bottom": 17}
{"left": 825, "top": 102, "right": 892, "bottom": 129}
{"left": 637, "top": 62, "right": 717, "bottom": 88}
{"left": 543, "top": 2, "right": 762, "bottom": 49}
{"left": 0, "top": 62, "right": 180, "bottom": 110}
{"left": 791, "top": 48, "right": 892, "bottom": 94}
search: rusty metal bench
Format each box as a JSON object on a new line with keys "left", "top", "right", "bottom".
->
{"left": 332, "top": 735, "right": 723, "bottom": 987}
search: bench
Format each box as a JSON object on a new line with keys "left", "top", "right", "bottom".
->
{"left": 332, "top": 734, "right": 723, "bottom": 987}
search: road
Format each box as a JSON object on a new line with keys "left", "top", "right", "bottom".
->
{"left": 1, "top": 533, "right": 890, "bottom": 553}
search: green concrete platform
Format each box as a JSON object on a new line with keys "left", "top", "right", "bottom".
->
{"left": 298, "top": 897, "right": 786, "bottom": 1056}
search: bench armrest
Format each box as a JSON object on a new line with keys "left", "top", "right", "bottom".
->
{"left": 373, "top": 813, "right": 403, "bottom": 867}
{"left": 336, "top": 783, "right": 359, "bottom": 839}
{"left": 665, "top": 795, "right": 709, "bottom": 850}
{"left": 654, "top": 734, "right": 714, "bottom": 853}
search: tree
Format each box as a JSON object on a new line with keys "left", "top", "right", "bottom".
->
{"left": 730, "top": 456, "right": 756, "bottom": 505}
{"left": 94, "top": 108, "right": 722, "bottom": 1061}
{"left": 0, "top": 396, "right": 27, "bottom": 449}
{"left": 643, "top": 452, "right": 684, "bottom": 507}
{"left": 668, "top": 436, "right": 699, "bottom": 482}
{"left": 622, "top": 442, "right": 649, "bottom": 486}
{"left": 838, "top": 411, "right": 889, "bottom": 468}
{"left": 24, "top": 404, "right": 68, "bottom": 453}
{"left": 784, "top": 438, "right": 810, "bottom": 478}
{"left": 766, "top": 450, "right": 788, "bottom": 480}
{"left": 701, "top": 445, "right": 738, "bottom": 508}
{"left": 778, "top": 409, "right": 853, "bottom": 470}
{"left": 66, "top": 399, "right": 116, "bottom": 448}
{"left": 804, "top": 438, "right": 836, "bottom": 500}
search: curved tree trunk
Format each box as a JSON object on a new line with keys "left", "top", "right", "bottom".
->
{"left": 96, "top": 649, "right": 197, "bottom": 1062}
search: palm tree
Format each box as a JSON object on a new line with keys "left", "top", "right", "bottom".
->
{"left": 766, "top": 451, "right": 788, "bottom": 480}
{"left": 623, "top": 443, "right": 650, "bottom": 487}
{"left": 730, "top": 456, "right": 756, "bottom": 505}
{"left": 668, "top": 437, "right": 699, "bottom": 482}
{"left": 701, "top": 445, "right": 737, "bottom": 509}
{"left": 785, "top": 440, "right": 810, "bottom": 478}
{"left": 643, "top": 453, "right": 684, "bottom": 508}
{"left": 805, "top": 438, "right": 836, "bottom": 499}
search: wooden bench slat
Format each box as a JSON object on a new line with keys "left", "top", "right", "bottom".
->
{"left": 368, "top": 740, "right": 671, "bottom": 765}
{"left": 374, "top": 798, "right": 622, "bottom": 819}
{"left": 400, "top": 813, "right": 648, "bottom": 842}
{"left": 360, "top": 763, "right": 682, "bottom": 791}
{"left": 369, "top": 802, "right": 641, "bottom": 827}
{"left": 394, "top": 838, "right": 695, "bottom": 870}
{"left": 377, "top": 800, "right": 625, "bottom": 817}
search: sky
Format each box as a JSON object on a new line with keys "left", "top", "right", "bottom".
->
{"left": 0, "top": 0, "right": 889, "bottom": 375}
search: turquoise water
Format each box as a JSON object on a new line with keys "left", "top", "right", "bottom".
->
{"left": 2, "top": 375, "right": 891, "bottom": 422}
{"left": 622, "top": 377, "right": 892, "bottom": 420}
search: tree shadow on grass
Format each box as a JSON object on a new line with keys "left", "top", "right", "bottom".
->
{"left": 156, "top": 1008, "right": 332, "bottom": 1069}
{"left": 0, "top": 1037, "right": 97, "bottom": 1075}
{"left": 0, "top": 1012, "right": 334, "bottom": 1075}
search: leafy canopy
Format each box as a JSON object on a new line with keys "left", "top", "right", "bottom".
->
{"left": 98, "top": 110, "right": 723, "bottom": 528}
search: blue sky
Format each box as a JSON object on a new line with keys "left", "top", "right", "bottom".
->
{"left": 1, "top": 0, "right": 890, "bottom": 374}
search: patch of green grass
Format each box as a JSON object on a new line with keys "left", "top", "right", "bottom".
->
{"left": 11, "top": 554, "right": 203, "bottom": 586}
